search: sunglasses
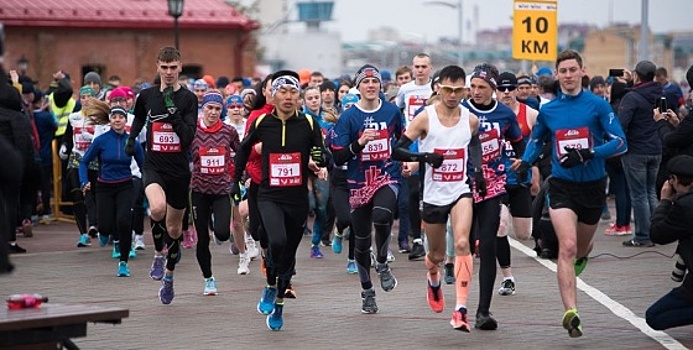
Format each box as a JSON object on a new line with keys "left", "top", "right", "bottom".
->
{"left": 438, "top": 85, "right": 466, "bottom": 95}
{"left": 498, "top": 86, "right": 517, "bottom": 92}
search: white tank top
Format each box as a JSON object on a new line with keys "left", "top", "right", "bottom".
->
{"left": 419, "top": 104, "right": 472, "bottom": 206}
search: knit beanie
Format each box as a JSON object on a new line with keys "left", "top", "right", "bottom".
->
{"left": 84, "top": 71, "right": 101, "bottom": 85}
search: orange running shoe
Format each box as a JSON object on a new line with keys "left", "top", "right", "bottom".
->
{"left": 450, "top": 307, "right": 471, "bottom": 332}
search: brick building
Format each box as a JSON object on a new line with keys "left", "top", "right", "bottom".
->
{"left": 0, "top": 0, "right": 259, "bottom": 90}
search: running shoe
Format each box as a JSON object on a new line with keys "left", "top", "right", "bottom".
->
{"left": 21, "top": 219, "right": 33, "bottom": 238}
{"left": 149, "top": 255, "right": 165, "bottom": 281}
{"left": 398, "top": 239, "right": 410, "bottom": 253}
{"left": 212, "top": 233, "right": 224, "bottom": 245}
{"left": 320, "top": 239, "right": 332, "bottom": 247}
{"left": 87, "top": 226, "right": 99, "bottom": 238}
{"left": 498, "top": 279, "right": 516, "bottom": 296}
{"left": 238, "top": 253, "right": 250, "bottom": 275}
{"left": 332, "top": 231, "right": 343, "bottom": 254}
{"left": 181, "top": 229, "right": 194, "bottom": 249}
{"left": 562, "top": 308, "right": 583, "bottom": 338}
{"left": 475, "top": 311, "right": 498, "bottom": 330}
{"left": 159, "top": 276, "right": 175, "bottom": 304}
{"left": 310, "top": 245, "right": 323, "bottom": 259}
{"left": 622, "top": 239, "right": 654, "bottom": 247}
{"left": 361, "top": 288, "right": 378, "bottom": 314}
{"left": 246, "top": 236, "right": 260, "bottom": 260}
{"left": 203, "top": 277, "right": 218, "bottom": 296}
{"left": 450, "top": 307, "right": 470, "bottom": 332}
{"left": 604, "top": 224, "right": 631, "bottom": 236}
{"left": 129, "top": 248, "right": 137, "bottom": 259}
{"left": 574, "top": 257, "right": 588, "bottom": 277}
{"left": 426, "top": 278, "right": 445, "bottom": 313}
{"left": 375, "top": 263, "right": 397, "bottom": 292}
{"left": 230, "top": 242, "right": 240, "bottom": 255}
{"left": 98, "top": 233, "right": 109, "bottom": 247}
{"left": 284, "top": 283, "right": 297, "bottom": 299}
{"left": 266, "top": 302, "right": 284, "bottom": 331}
{"left": 444, "top": 263, "right": 455, "bottom": 285}
{"left": 387, "top": 250, "right": 395, "bottom": 263}
{"left": 7, "top": 243, "right": 27, "bottom": 254}
{"left": 77, "top": 233, "right": 92, "bottom": 247}
{"left": 257, "top": 286, "right": 278, "bottom": 315}
{"left": 117, "top": 261, "right": 131, "bottom": 277}
{"left": 346, "top": 259, "right": 358, "bottom": 274}
{"left": 134, "top": 235, "right": 146, "bottom": 250}
{"left": 408, "top": 239, "right": 425, "bottom": 261}
{"left": 112, "top": 243, "right": 121, "bottom": 259}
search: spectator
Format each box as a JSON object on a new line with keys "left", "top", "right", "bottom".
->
{"left": 656, "top": 67, "right": 684, "bottom": 112}
{"left": 618, "top": 60, "right": 662, "bottom": 247}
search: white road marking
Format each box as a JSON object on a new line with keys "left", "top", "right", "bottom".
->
{"left": 509, "top": 237, "right": 688, "bottom": 350}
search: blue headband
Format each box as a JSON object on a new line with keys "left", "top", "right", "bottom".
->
{"left": 225, "top": 95, "right": 243, "bottom": 106}
{"left": 202, "top": 91, "right": 224, "bottom": 107}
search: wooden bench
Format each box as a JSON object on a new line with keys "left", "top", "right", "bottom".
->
{"left": 0, "top": 303, "right": 129, "bottom": 349}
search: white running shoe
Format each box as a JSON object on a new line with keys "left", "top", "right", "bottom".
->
{"left": 246, "top": 234, "right": 260, "bottom": 261}
{"left": 387, "top": 250, "right": 395, "bottom": 263}
{"left": 134, "top": 235, "right": 146, "bottom": 250}
{"left": 237, "top": 253, "right": 250, "bottom": 275}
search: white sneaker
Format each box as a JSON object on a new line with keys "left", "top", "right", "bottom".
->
{"left": 387, "top": 250, "right": 395, "bottom": 263}
{"left": 237, "top": 253, "right": 250, "bottom": 275}
{"left": 245, "top": 235, "right": 260, "bottom": 261}
{"left": 134, "top": 235, "right": 146, "bottom": 250}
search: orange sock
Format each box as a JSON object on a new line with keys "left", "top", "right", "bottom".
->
{"left": 425, "top": 254, "right": 440, "bottom": 286}
{"left": 454, "top": 254, "right": 473, "bottom": 309}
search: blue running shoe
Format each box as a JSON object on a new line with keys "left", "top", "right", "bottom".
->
{"left": 332, "top": 232, "right": 343, "bottom": 254}
{"left": 203, "top": 277, "right": 218, "bottom": 296}
{"left": 347, "top": 259, "right": 357, "bottom": 274}
{"left": 159, "top": 275, "right": 174, "bottom": 304}
{"left": 98, "top": 233, "right": 109, "bottom": 247}
{"left": 310, "top": 246, "right": 323, "bottom": 259}
{"left": 149, "top": 256, "right": 165, "bottom": 281}
{"left": 129, "top": 248, "right": 137, "bottom": 259}
{"left": 112, "top": 243, "right": 121, "bottom": 259}
{"left": 76, "top": 234, "right": 91, "bottom": 247}
{"left": 257, "top": 286, "right": 277, "bottom": 315}
{"left": 266, "top": 302, "right": 284, "bottom": 331}
{"left": 117, "top": 261, "right": 131, "bottom": 277}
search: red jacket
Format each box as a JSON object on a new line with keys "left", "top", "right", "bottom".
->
{"left": 244, "top": 104, "right": 274, "bottom": 184}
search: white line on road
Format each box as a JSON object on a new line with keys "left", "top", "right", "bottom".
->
{"left": 509, "top": 237, "right": 688, "bottom": 350}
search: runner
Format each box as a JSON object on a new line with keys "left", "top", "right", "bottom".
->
{"left": 331, "top": 65, "right": 403, "bottom": 314}
{"left": 393, "top": 65, "right": 484, "bottom": 331}
{"left": 126, "top": 46, "right": 198, "bottom": 305}
{"left": 232, "top": 70, "right": 326, "bottom": 330}
{"left": 190, "top": 91, "right": 243, "bottom": 295}
{"left": 512, "top": 49, "right": 627, "bottom": 337}
{"left": 79, "top": 106, "right": 144, "bottom": 276}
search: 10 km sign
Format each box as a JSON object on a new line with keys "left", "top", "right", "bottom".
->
{"left": 512, "top": 0, "right": 558, "bottom": 61}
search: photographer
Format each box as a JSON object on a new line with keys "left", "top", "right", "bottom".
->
{"left": 646, "top": 155, "right": 693, "bottom": 330}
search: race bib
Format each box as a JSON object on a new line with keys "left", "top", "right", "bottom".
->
{"left": 73, "top": 126, "right": 92, "bottom": 151}
{"left": 269, "top": 152, "right": 302, "bottom": 187}
{"left": 151, "top": 122, "right": 181, "bottom": 152}
{"left": 432, "top": 148, "right": 466, "bottom": 182}
{"left": 360, "top": 129, "right": 390, "bottom": 162}
{"left": 555, "top": 127, "right": 591, "bottom": 157}
{"left": 407, "top": 95, "right": 427, "bottom": 121}
{"left": 199, "top": 146, "right": 226, "bottom": 175}
{"left": 479, "top": 128, "right": 501, "bottom": 163}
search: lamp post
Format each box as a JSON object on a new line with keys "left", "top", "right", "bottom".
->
{"left": 167, "top": 0, "right": 184, "bottom": 50}
{"left": 424, "top": 0, "right": 463, "bottom": 68}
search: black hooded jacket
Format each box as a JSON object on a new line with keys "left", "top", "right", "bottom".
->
{"left": 617, "top": 81, "right": 663, "bottom": 155}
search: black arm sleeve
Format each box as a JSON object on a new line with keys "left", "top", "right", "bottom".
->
{"left": 332, "top": 139, "right": 365, "bottom": 166}
{"left": 510, "top": 138, "right": 527, "bottom": 158}
{"left": 469, "top": 133, "right": 482, "bottom": 171}
{"left": 392, "top": 135, "right": 428, "bottom": 162}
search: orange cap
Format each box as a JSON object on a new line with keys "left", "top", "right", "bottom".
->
{"left": 202, "top": 75, "right": 216, "bottom": 89}
{"left": 298, "top": 69, "right": 311, "bottom": 86}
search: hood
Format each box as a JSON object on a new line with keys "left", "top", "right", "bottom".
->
{"left": 630, "top": 81, "right": 662, "bottom": 105}
{"left": 53, "top": 78, "right": 74, "bottom": 108}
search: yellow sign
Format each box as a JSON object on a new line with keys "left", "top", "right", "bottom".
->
{"left": 512, "top": 0, "right": 558, "bottom": 61}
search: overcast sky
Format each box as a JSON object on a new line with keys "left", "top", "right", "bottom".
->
{"left": 279, "top": 0, "right": 692, "bottom": 43}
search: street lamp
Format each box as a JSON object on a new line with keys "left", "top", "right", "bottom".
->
{"left": 167, "top": 0, "right": 184, "bottom": 50}
{"left": 17, "top": 54, "right": 28, "bottom": 74}
{"left": 424, "top": 0, "right": 463, "bottom": 68}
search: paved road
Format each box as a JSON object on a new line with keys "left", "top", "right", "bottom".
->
{"left": 2, "top": 218, "right": 692, "bottom": 349}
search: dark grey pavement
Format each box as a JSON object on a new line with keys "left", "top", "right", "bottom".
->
{"left": 2, "top": 216, "right": 692, "bottom": 349}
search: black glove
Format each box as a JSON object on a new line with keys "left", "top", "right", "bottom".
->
{"left": 423, "top": 152, "right": 444, "bottom": 168}
{"left": 474, "top": 171, "right": 487, "bottom": 198}
{"left": 559, "top": 147, "right": 594, "bottom": 168}
{"left": 515, "top": 160, "right": 530, "bottom": 184}
{"left": 124, "top": 138, "right": 135, "bottom": 157}
{"left": 230, "top": 181, "right": 243, "bottom": 204}
{"left": 310, "top": 146, "right": 325, "bottom": 167}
